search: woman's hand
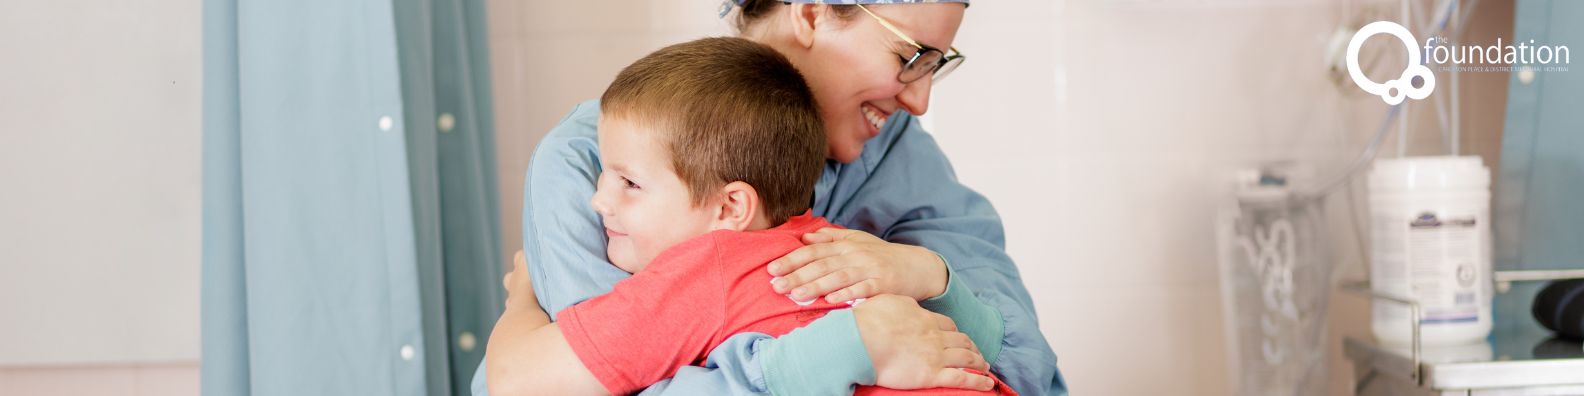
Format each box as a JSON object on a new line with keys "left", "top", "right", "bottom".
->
{"left": 501, "top": 250, "right": 549, "bottom": 324}
{"left": 855, "top": 295, "right": 993, "bottom": 391}
{"left": 768, "top": 228, "right": 949, "bottom": 303}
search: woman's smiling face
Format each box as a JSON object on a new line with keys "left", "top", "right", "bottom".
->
{"left": 791, "top": 3, "right": 965, "bottom": 163}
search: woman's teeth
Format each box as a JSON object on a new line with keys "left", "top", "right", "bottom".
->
{"left": 861, "top": 105, "right": 886, "bottom": 130}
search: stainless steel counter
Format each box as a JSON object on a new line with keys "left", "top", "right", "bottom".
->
{"left": 1344, "top": 280, "right": 1584, "bottom": 395}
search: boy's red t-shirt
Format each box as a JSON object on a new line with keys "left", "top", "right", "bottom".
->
{"left": 556, "top": 213, "right": 1015, "bottom": 395}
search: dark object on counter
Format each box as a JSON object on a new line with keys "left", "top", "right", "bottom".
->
{"left": 1530, "top": 337, "right": 1584, "bottom": 360}
{"left": 1532, "top": 279, "right": 1584, "bottom": 341}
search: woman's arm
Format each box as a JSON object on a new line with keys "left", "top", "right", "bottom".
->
{"left": 858, "top": 118, "right": 1067, "bottom": 395}
{"left": 772, "top": 115, "right": 1069, "bottom": 396}
{"left": 770, "top": 227, "right": 1005, "bottom": 363}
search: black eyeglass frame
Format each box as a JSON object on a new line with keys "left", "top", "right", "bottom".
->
{"left": 855, "top": 3, "right": 965, "bottom": 84}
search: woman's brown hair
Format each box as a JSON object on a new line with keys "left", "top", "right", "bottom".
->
{"left": 731, "top": 0, "right": 859, "bottom": 33}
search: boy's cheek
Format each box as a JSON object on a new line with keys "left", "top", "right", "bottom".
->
{"left": 607, "top": 239, "right": 644, "bottom": 273}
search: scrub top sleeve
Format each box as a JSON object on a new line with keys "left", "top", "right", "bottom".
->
{"left": 637, "top": 332, "right": 777, "bottom": 396}
{"left": 760, "top": 309, "right": 876, "bottom": 396}
{"left": 919, "top": 256, "right": 1005, "bottom": 364}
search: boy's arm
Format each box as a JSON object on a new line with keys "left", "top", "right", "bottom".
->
{"left": 486, "top": 242, "right": 867, "bottom": 396}
{"left": 522, "top": 233, "right": 735, "bottom": 395}
{"left": 485, "top": 321, "right": 607, "bottom": 396}
{"left": 485, "top": 251, "right": 608, "bottom": 396}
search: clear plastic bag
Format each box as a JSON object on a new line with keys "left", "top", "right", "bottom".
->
{"left": 1217, "top": 185, "right": 1334, "bottom": 396}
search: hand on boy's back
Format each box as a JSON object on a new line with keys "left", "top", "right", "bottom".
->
{"left": 855, "top": 295, "right": 995, "bottom": 392}
{"left": 769, "top": 228, "right": 950, "bottom": 303}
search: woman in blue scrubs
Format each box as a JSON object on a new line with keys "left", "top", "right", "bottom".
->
{"left": 479, "top": 1, "right": 1067, "bottom": 395}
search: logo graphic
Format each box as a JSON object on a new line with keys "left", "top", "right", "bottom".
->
{"left": 1347, "top": 21, "right": 1435, "bottom": 105}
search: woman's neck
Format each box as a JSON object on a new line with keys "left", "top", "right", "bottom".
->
{"left": 738, "top": 21, "right": 805, "bottom": 71}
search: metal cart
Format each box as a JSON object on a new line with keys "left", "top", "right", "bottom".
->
{"left": 1342, "top": 270, "right": 1584, "bottom": 395}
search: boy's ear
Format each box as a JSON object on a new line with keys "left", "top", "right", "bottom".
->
{"left": 786, "top": 3, "right": 820, "bottom": 50}
{"left": 714, "top": 181, "right": 762, "bottom": 232}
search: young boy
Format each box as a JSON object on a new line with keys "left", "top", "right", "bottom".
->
{"left": 485, "top": 37, "right": 1015, "bottom": 396}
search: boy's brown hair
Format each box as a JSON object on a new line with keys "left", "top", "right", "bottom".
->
{"left": 600, "top": 37, "right": 826, "bottom": 225}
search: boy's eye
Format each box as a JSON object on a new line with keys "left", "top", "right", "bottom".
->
{"left": 622, "top": 177, "right": 640, "bottom": 189}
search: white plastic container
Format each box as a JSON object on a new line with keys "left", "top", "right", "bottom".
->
{"left": 1368, "top": 156, "right": 1493, "bottom": 346}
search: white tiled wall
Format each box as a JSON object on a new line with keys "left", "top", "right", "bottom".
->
{"left": 0, "top": 0, "right": 202, "bottom": 392}
{"left": 928, "top": 1, "right": 1510, "bottom": 394}
{"left": 932, "top": 2, "right": 1348, "bottom": 393}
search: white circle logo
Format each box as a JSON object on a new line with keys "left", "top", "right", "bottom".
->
{"left": 1347, "top": 21, "right": 1436, "bottom": 105}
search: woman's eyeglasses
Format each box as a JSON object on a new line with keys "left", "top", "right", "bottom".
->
{"left": 856, "top": 4, "right": 965, "bottom": 84}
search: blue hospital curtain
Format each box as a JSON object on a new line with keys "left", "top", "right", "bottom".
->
{"left": 200, "top": 0, "right": 503, "bottom": 394}
{"left": 1491, "top": 0, "right": 1584, "bottom": 335}
{"left": 1495, "top": 0, "right": 1584, "bottom": 274}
